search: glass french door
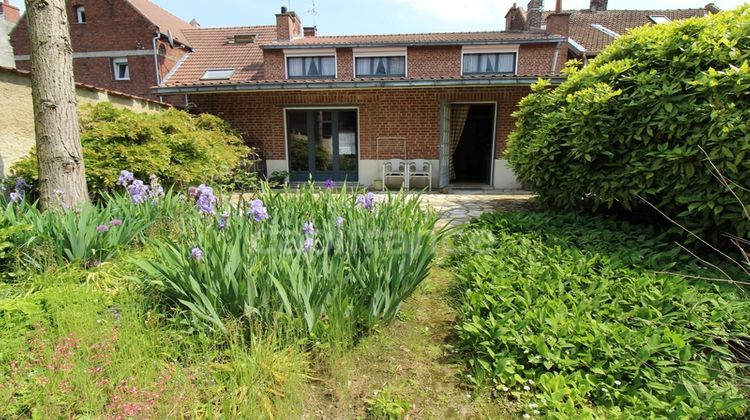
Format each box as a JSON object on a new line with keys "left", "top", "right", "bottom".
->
{"left": 286, "top": 109, "right": 358, "bottom": 182}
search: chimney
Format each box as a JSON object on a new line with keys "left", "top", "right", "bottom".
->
{"left": 505, "top": 3, "right": 528, "bottom": 31}
{"left": 555, "top": 0, "right": 562, "bottom": 13}
{"left": 303, "top": 26, "right": 317, "bottom": 37}
{"left": 526, "top": 0, "right": 544, "bottom": 29}
{"left": 189, "top": 18, "right": 201, "bottom": 28}
{"left": 589, "top": 0, "right": 608, "bottom": 12}
{"left": 276, "top": 7, "right": 302, "bottom": 41}
{"left": 0, "top": 0, "right": 20, "bottom": 24}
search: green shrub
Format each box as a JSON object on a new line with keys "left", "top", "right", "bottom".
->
{"left": 450, "top": 211, "right": 750, "bottom": 417}
{"left": 506, "top": 7, "right": 750, "bottom": 240}
{"left": 11, "top": 103, "right": 254, "bottom": 196}
{"left": 136, "top": 184, "right": 442, "bottom": 346}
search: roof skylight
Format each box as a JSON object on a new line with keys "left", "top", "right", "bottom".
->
{"left": 649, "top": 15, "right": 672, "bottom": 24}
{"left": 201, "top": 69, "right": 235, "bottom": 80}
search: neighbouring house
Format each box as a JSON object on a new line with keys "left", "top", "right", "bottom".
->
{"left": 0, "top": 66, "right": 168, "bottom": 177}
{"left": 9, "top": 0, "right": 196, "bottom": 103}
{"left": 0, "top": 0, "right": 20, "bottom": 68}
{"left": 153, "top": 6, "right": 570, "bottom": 189}
{"left": 506, "top": 0, "right": 716, "bottom": 65}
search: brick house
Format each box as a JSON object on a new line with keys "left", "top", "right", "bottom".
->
{"left": 154, "top": 6, "right": 571, "bottom": 189}
{"left": 0, "top": 0, "right": 20, "bottom": 68}
{"left": 507, "top": 0, "right": 715, "bottom": 65}
{"left": 10, "top": 0, "right": 194, "bottom": 102}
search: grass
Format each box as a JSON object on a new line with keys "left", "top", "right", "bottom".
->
{"left": 302, "top": 252, "right": 510, "bottom": 418}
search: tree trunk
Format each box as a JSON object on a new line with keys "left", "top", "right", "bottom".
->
{"left": 25, "top": 0, "right": 89, "bottom": 209}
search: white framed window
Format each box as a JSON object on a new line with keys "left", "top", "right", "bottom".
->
{"left": 353, "top": 47, "right": 407, "bottom": 78}
{"left": 201, "top": 69, "right": 235, "bottom": 80}
{"left": 649, "top": 15, "right": 671, "bottom": 24}
{"left": 113, "top": 58, "right": 129, "bottom": 81}
{"left": 74, "top": 6, "right": 86, "bottom": 23}
{"left": 284, "top": 48, "right": 336, "bottom": 79}
{"left": 461, "top": 45, "right": 518, "bottom": 76}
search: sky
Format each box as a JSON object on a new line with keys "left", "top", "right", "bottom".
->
{"left": 12, "top": 0, "right": 749, "bottom": 35}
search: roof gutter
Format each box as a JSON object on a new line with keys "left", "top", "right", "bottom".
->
{"left": 261, "top": 37, "right": 566, "bottom": 50}
{"left": 153, "top": 76, "right": 566, "bottom": 95}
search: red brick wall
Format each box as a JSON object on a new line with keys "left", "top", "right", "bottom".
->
{"left": 263, "top": 50, "right": 285, "bottom": 80}
{"left": 10, "top": 0, "right": 186, "bottom": 101}
{"left": 407, "top": 46, "right": 462, "bottom": 77}
{"left": 337, "top": 48, "right": 353, "bottom": 79}
{"left": 188, "top": 86, "right": 530, "bottom": 161}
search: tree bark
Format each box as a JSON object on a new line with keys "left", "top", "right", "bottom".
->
{"left": 25, "top": 0, "right": 89, "bottom": 209}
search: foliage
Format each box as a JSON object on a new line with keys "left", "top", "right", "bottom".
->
{"left": 135, "top": 183, "right": 442, "bottom": 345}
{"left": 11, "top": 103, "right": 253, "bottom": 196}
{"left": 366, "top": 387, "right": 412, "bottom": 419}
{"left": 450, "top": 211, "right": 750, "bottom": 418}
{"left": 506, "top": 7, "right": 750, "bottom": 240}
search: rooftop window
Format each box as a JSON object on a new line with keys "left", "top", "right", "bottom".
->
{"left": 590, "top": 24, "right": 620, "bottom": 38}
{"left": 201, "top": 69, "right": 236, "bottom": 80}
{"left": 649, "top": 15, "right": 672, "bottom": 24}
{"left": 228, "top": 34, "right": 257, "bottom": 44}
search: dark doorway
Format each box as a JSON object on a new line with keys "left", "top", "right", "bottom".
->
{"left": 451, "top": 104, "right": 495, "bottom": 184}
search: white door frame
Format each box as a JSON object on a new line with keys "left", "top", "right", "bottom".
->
{"left": 438, "top": 101, "right": 498, "bottom": 187}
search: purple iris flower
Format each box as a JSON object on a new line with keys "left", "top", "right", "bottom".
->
{"left": 218, "top": 211, "right": 230, "bottom": 230}
{"left": 355, "top": 192, "right": 376, "bottom": 211}
{"left": 190, "top": 247, "right": 204, "bottom": 262}
{"left": 194, "top": 184, "right": 217, "bottom": 215}
{"left": 148, "top": 174, "right": 165, "bottom": 199}
{"left": 96, "top": 224, "right": 110, "bottom": 232}
{"left": 127, "top": 180, "right": 149, "bottom": 204}
{"left": 247, "top": 199, "right": 269, "bottom": 222}
{"left": 109, "top": 219, "right": 123, "bottom": 226}
{"left": 302, "top": 221, "right": 316, "bottom": 236}
{"left": 323, "top": 179, "right": 335, "bottom": 189}
{"left": 117, "top": 170, "right": 134, "bottom": 187}
{"left": 9, "top": 191, "right": 20, "bottom": 203}
{"left": 15, "top": 178, "right": 30, "bottom": 192}
{"left": 303, "top": 237, "right": 314, "bottom": 253}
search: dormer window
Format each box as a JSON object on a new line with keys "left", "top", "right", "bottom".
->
{"left": 353, "top": 48, "right": 407, "bottom": 78}
{"left": 284, "top": 49, "right": 336, "bottom": 79}
{"left": 74, "top": 5, "right": 86, "bottom": 23}
{"left": 461, "top": 46, "right": 518, "bottom": 76}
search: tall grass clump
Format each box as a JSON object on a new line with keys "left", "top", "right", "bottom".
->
{"left": 136, "top": 183, "right": 442, "bottom": 346}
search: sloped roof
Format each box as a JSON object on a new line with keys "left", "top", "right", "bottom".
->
{"left": 162, "top": 28, "right": 563, "bottom": 87}
{"left": 263, "top": 31, "right": 560, "bottom": 48}
{"left": 548, "top": 8, "right": 707, "bottom": 55}
{"left": 163, "top": 25, "right": 277, "bottom": 85}
{"left": 127, "top": 0, "right": 194, "bottom": 48}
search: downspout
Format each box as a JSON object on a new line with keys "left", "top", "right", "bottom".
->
{"left": 152, "top": 31, "right": 163, "bottom": 102}
{"left": 551, "top": 39, "right": 563, "bottom": 74}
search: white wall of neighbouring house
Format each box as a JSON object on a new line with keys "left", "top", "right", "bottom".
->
{"left": 0, "top": 68, "right": 168, "bottom": 177}
{"left": 0, "top": 19, "right": 14, "bottom": 68}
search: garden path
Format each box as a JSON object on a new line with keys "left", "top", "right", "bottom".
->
{"left": 304, "top": 193, "right": 533, "bottom": 418}
{"left": 416, "top": 193, "right": 534, "bottom": 226}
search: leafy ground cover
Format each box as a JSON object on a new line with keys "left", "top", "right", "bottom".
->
{"left": 449, "top": 211, "right": 750, "bottom": 417}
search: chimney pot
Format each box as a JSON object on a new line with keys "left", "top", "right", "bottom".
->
{"left": 556, "top": 0, "right": 562, "bottom": 13}
{"left": 281, "top": 6, "right": 288, "bottom": 14}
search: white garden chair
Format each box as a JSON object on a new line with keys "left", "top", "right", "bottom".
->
{"left": 408, "top": 159, "right": 432, "bottom": 191}
{"left": 382, "top": 159, "right": 408, "bottom": 191}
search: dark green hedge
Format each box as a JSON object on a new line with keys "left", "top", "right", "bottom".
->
{"left": 506, "top": 7, "right": 750, "bottom": 239}
{"left": 12, "top": 103, "right": 252, "bottom": 195}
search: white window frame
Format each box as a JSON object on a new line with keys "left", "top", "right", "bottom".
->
{"left": 648, "top": 15, "right": 671, "bottom": 24}
{"left": 113, "top": 58, "right": 130, "bottom": 81}
{"left": 283, "top": 48, "right": 337, "bottom": 79}
{"left": 352, "top": 47, "right": 408, "bottom": 78}
{"left": 460, "top": 45, "right": 519, "bottom": 76}
{"left": 200, "top": 69, "right": 235, "bottom": 80}
{"left": 74, "top": 6, "right": 86, "bottom": 24}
